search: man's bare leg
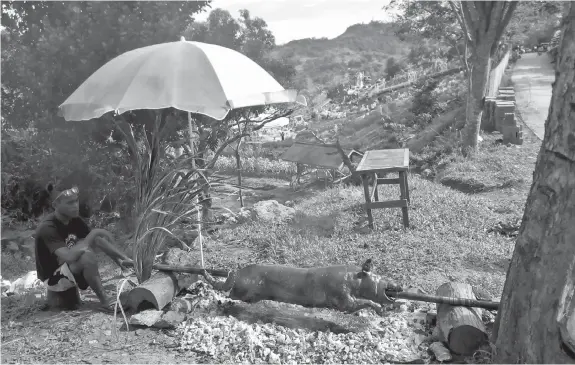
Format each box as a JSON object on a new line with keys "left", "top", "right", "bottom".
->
{"left": 68, "top": 250, "right": 113, "bottom": 307}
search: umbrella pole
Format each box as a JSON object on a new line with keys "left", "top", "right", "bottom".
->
{"left": 188, "top": 112, "right": 204, "bottom": 269}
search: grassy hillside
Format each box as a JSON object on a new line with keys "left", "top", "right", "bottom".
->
{"left": 270, "top": 21, "right": 414, "bottom": 92}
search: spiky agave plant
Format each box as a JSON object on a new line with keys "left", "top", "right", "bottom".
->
{"left": 113, "top": 110, "right": 224, "bottom": 282}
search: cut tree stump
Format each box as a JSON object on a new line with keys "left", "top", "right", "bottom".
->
{"left": 128, "top": 271, "right": 196, "bottom": 312}
{"left": 46, "top": 287, "right": 81, "bottom": 310}
{"left": 436, "top": 282, "right": 488, "bottom": 355}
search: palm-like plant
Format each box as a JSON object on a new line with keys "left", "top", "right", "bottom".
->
{"left": 114, "top": 110, "right": 220, "bottom": 282}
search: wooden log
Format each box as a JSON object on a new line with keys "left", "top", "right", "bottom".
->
{"left": 436, "top": 282, "right": 488, "bottom": 356}
{"left": 46, "top": 287, "right": 81, "bottom": 310}
{"left": 429, "top": 341, "right": 452, "bottom": 362}
{"left": 127, "top": 271, "right": 196, "bottom": 311}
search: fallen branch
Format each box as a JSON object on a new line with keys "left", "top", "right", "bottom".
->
{"left": 127, "top": 271, "right": 196, "bottom": 311}
{"left": 335, "top": 139, "right": 363, "bottom": 186}
{"left": 360, "top": 66, "right": 465, "bottom": 101}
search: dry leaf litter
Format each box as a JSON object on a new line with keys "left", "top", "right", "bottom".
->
{"left": 175, "top": 282, "right": 434, "bottom": 364}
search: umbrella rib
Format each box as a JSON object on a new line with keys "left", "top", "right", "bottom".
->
{"left": 113, "top": 44, "right": 169, "bottom": 114}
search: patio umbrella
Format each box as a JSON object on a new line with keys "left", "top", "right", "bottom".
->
{"left": 59, "top": 37, "right": 304, "bottom": 122}
{"left": 58, "top": 37, "right": 304, "bottom": 277}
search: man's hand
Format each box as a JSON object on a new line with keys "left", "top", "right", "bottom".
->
{"left": 55, "top": 243, "right": 90, "bottom": 264}
{"left": 72, "top": 240, "right": 90, "bottom": 252}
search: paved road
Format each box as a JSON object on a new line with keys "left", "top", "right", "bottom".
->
{"left": 511, "top": 52, "right": 555, "bottom": 140}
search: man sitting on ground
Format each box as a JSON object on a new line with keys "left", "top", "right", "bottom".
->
{"left": 34, "top": 186, "right": 133, "bottom": 312}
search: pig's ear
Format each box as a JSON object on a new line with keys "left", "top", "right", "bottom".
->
{"left": 361, "top": 258, "right": 373, "bottom": 273}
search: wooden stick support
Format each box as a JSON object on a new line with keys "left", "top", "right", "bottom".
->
{"left": 120, "top": 260, "right": 229, "bottom": 277}
{"left": 387, "top": 290, "right": 500, "bottom": 310}
{"left": 127, "top": 271, "right": 197, "bottom": 311}
{"left": 46, "top": 287, "right": 81, "bottom": 310}
{"left": 436, "top": 282, "right": 488, "bottom": 355}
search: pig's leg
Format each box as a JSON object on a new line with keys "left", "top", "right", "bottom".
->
{"left": 337, "top": 295, "right": 384, "bottom": 316}
{"left": 202, "top": 270, "right": 236, "bottom": 292}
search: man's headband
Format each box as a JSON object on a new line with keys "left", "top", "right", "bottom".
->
{"left": 53, "top": 186, "right": 79, "bottom": 203}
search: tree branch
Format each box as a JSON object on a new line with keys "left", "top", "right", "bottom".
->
{"left": 462, "top": 2, "right": 481, "bottom": 44}
{"left": 494, "top": 2, "right": 519, "bottom": 45}
{"left": 487, "top": 1, "right": 505, "bottom": 36}
{"left": 449, "top": 1, "right": 475, "bottom": 43}
{"left": 204, "top": 108, "right": 293, "bottom": 170}
{"left": 306, "top": 129, "right": 327, "bottom": 144}
{"left": 449, "top": 1, "right": 472, "bottom": 70}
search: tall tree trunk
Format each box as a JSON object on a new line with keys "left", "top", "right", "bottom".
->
{"left": 493, "top": 6, "right": 575, "bottom": 363}
{"left": 462, "top": 45, "right": 491, "bottom": 153}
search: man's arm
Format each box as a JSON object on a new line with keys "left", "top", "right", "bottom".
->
{"left": 54, "top": 244, "right": 89, "bottom": 264}
{"left": 55, "top": 227, "right": 115, "bottom": 264}
{"left": 39, "top": 225, "right": 88, "bottom": 264}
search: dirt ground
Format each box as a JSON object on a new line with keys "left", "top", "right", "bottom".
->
{"left": 212, "top": 173, "right": 335, "bottom": 212}
{"left": 1, "top": 174, "right": 337, "bottom": 364}
{"left": 1, "top": 239, "right": 261, "bottom": 364}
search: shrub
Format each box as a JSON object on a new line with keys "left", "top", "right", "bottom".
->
{"left": 215, "top": 156, "right": 296, "bottom": 179}
{"left": 385, "top": 57, "right": 406, "bottom": 80}
{"left": 1, "top": 126, "right": 135, "bottom": 221}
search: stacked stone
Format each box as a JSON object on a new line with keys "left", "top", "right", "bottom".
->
{"left": 481, "top": 87, "right": 523, "bottom": 145}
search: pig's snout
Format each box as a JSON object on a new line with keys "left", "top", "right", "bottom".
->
{"left": 385, "top": 281, "right": 403, "bottom": 293}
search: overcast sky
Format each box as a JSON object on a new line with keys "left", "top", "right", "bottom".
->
{"left": 195, "top": 0, "right": 395, "bottom": 45}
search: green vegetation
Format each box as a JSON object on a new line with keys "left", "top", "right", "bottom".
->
{"left": 0, "top": 1, "right": 564, "bottom": 362}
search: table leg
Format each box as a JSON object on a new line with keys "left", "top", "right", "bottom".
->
{"left": 361, "top": 173, "right": 374, "bottom": 229}
{"left": 399, "top": 171, "right": 409, "bottom": 228}
{"left": 373, "top": 173, "right": 379, "bottom": 202}
{"left": 403, "top": 171, "right": 410, "bottom": 204}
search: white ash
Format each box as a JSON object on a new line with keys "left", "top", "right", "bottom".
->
{"left": 175, "top": 282, "right": 433, "bottom": 363}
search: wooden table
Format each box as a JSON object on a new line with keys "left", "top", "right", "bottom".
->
{"left": 355, "top": 148, "right": 410, "bottom": 228}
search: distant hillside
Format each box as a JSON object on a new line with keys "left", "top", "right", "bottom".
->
{"left": 270, "top": 21, "right": 415, "bottom": 93}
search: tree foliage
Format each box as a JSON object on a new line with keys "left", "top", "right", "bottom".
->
{"left": 505, "top": 1, "right": 565, "bottom": 47}
{"left": 386, "top": 1, "right": 466, "bottom": 69}
{"left": 385, "top": 1, "right": 519, "bottom": 152}
{"left": 1, "top": 2, "right": 213, "bottom": 224}
{"left": 183, "top": 8, "right": 294, "bottom": 86}
{"left": 385, "top": 57, "right": 406, "bottom": 80}
{"left": 181, "top": 7, "right": 298, "bottom": 163}
{"left": 1, "top": 1, "right": 211, "bottom": 130}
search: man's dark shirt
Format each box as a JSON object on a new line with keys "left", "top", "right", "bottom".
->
{"left": 35, "top": 213, "right": 91, "bottom": 281}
